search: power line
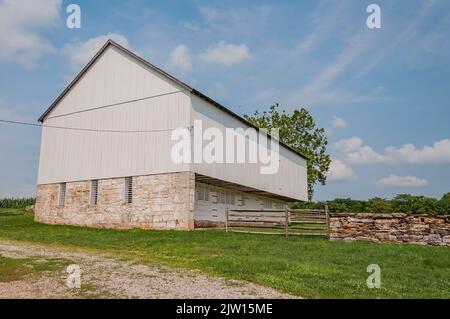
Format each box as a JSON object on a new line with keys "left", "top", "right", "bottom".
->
{"left": 45, "top": 89, "right": 188, "bottom": 120}
{"left": 0, "top": 119, "right": 190, "bottom": 133}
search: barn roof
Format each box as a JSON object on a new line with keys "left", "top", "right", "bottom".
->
{"left": 38, "top": 39, "right": 309, "bottom": 161}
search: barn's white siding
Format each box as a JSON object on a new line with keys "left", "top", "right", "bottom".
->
{"left": 38, "top": 43, "right": 308, "bottom": 202}
{"left": 38, "top": 46, "right": 191, "bottom": 184}
{"left": 190, "top": 95, "right": 308, "bottom": 201}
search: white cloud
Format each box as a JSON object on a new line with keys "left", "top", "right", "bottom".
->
{"left": 384, "top": 139, "right": 450, "bottom": 164}
{"left": 335, "top": 137, "right": 450, "bottom": 165}
{"left": 333, "top": 137, "right": 363, "bottom": 153}
{"left": 330, "top": 116, "right": 347, "bottom": 129}
{"left": 0, "top": 0, "right": 61, "bottom": 68}
{"left": 62, "top": 33, "right": 129, "bottom": 68}
{"left": 346, "top": 145, "right": 387, "bottom": 164}
{"left": 199, "top": 41, "right": 250, "bottom": 66}
{"left": 197, "top": 5, "right": 272, "bottom": 35}
{"left": 168, "top": 44, "right": 191, "bottom": 74}
{"left": 376, "top": 175, "right": 428, "bottom": 187}
{"left": 327, "top": 159, "right": 357, "bottom": 181}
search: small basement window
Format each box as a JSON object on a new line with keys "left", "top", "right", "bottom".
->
{"left": 124, "top": 177, "right": 133, "bottom": 204}
{"left": 58, "top": 182, "right": 66, "bottom": 206}
{"left": 90, "top": 180, "right": 98, "bottom": 205}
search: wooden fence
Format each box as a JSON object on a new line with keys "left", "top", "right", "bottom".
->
{"left": 225, "top": 206, "right": 329, "bottom": 237}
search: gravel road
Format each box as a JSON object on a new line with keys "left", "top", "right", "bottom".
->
{"left": 0, "top": 240, "right": 296, "bottom": 299}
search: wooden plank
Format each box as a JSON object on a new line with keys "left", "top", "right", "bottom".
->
{"left": 289, "top": 220, "right": 326, "bottom": 224}
{"left": 285, "top": 208, "right": 289, "bottom": 237}
{"left": 289, "top": 214, "right": 326, "bottom": 219}
{"left": 288, "top": 209, "right": 325, "bottom": 213}
{"left": 225, "top": 206, "right": 229, "bottom": 233}
{"left": 228, "top": 224, "right": 285, "bottom": 229}
{"left": 289, "top": 213, "right": 326, "bottom": 217}
{"left": 228, "top": 230, "right": 327, "bottom": 237}
{"left": 228, "top": 219, "right": 284, "bottom": 224}
{"left": 291, "top": 217, "right": 326, "bottom": 223}
{"left": 289, "top": 226, "right": 326, "bottom": 231}
{"left": 287, "top": 232, "right": 327, "bottom": 237}
{"left": 228, "top": 230, "right": 285, "bottom": 236}
{"left": 228, "top": 214, "right": 285, "bottom": 218}
{"left": 229, "top": 209, "right": 285, "bottom": 213}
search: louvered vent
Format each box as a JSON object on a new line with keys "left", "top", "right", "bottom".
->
{"left": 124, "top": 177, "right": 133, "bottom": 204}
{"left": 90, "top": 180, "right": 98, "bottom": 205}
{"left": 58, "top": 183, "right": 66, "bottom": 206}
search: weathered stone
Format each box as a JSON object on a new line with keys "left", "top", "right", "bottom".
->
{"left": 329, "top": 212, "right": 450, "bottom": 247}
{"left": 35, "top": 172, "right": 195, "bottom": 230}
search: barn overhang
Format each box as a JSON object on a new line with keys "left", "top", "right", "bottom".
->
{"left": 194, "top": 173, "right": 300, "bottom": 202}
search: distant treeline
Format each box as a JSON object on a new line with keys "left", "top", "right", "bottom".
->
{"left": 292, "top": 193, "right": 450, "bottom": 215}
{"left": 0, "top": 198, "right": 35, "bottom": 209}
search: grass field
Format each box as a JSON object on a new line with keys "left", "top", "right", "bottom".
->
{"left": 0, "top": 255, "right": 69, "bottom": 282}
{"left": 0, "top": 208, "right": 449, "bottom": 298}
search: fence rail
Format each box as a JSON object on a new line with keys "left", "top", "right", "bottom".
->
{"left": 226, "top": 206, "right": 329, "bottom": 238}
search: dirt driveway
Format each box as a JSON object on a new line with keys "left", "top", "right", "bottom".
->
{"left": 0, "top": 240, "right": 295, "bottom": 299}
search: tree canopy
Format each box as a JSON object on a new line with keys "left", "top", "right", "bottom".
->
{"left": 244, "top": 104, "right": 331, "bottom": 200}
{"left": 292, "top": 193, "right": 450, "bottom": 215}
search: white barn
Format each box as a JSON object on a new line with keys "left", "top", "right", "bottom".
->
{"left": 35, "top": 40, "right": 308, "bottom": 230}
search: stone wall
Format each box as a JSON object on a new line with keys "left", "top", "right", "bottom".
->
{"left": 35, "top": 171, "right": 195, "bottom": 230}
{"left": 329, "top": 213, "right": 450, "bottom": 246}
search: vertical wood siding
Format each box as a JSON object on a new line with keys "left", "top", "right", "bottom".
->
{"left": 191, "top": 95, "right": 308, "bottom": 201}
{"left": 38, "top": 46, "right": 191, "bottom": 184}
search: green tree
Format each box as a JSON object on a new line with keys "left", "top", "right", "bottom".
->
{"left": 437, "top": 193, "right": 450, "bottom": 214}
{"left": 366, "top": 197, "right": 392, "bottom": 213}
{"left": 244, "top": 104, "right": 331, "bottom": 200}
{"left": 326, "top": 198, "right": 367, "bottom": 213}
{"left": 391, "top": 194, "right": 438, "bottom": 215}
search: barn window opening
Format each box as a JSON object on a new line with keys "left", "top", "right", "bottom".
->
{"left": 238, "top": 194, "right": 246, "bottom": 206}
{"left": 198, "top": 186, "right": 205, "bottom": 201}
{"left": 90, "top": 180, "right": 98, "bottom": 205}
{"left": 58, "top": 183, "right": 66, "bottom": 206}
{"left": 220, "top": 191, "right": 226, "bottom": 204}
{"left": 263, "top": 199, "right": 272, "bottom": 209}
{"left": 225, "top": 191, "right": 234, "bottom": 205}
{"left": 124, "top": 177, "right": 133, "bottom": 204}
{"left": 211, "top": 189, "right": 219, "bottom": 204}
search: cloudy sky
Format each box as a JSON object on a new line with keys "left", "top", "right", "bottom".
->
{"left": 0, "top": 0, "right": 449, "bottom": 200}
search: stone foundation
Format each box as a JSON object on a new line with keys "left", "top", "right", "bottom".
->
{"left": 329, "top": 213, "right": 450, "bottom": 246}
{"left": 35, "top": 171, "right": 195, "bottom": 230}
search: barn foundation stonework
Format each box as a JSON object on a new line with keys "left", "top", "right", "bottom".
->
{"left": 35, "top": 171, "right": 195, "bottom": 230}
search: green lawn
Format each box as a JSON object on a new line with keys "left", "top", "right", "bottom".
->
{"left": 0, "top": 208, "right": 449, "bottom": 298}
{"left": 0, "top": 255, "right": 69, "bottom": 282}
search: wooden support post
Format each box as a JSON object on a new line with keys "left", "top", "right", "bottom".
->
{"left": 325, "top": 205, "right": 330, "bottom": 239}
{"left": 225, "top": 207, "right": 229, "bottom": 233}
{"left": 285, "top": 208, "right": 289, "bottom": 237}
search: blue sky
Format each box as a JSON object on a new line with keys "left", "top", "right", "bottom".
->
{"left": 0, "top": 0, "right": 449, "bottom": 200}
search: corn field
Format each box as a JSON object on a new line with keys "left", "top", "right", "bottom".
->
{"left": 0, "top": 198, "right": 35, "bottom": 208}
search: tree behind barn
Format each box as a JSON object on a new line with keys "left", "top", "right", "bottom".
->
{"left": 244, "top": 104, "right": 331, "bottom": 200}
